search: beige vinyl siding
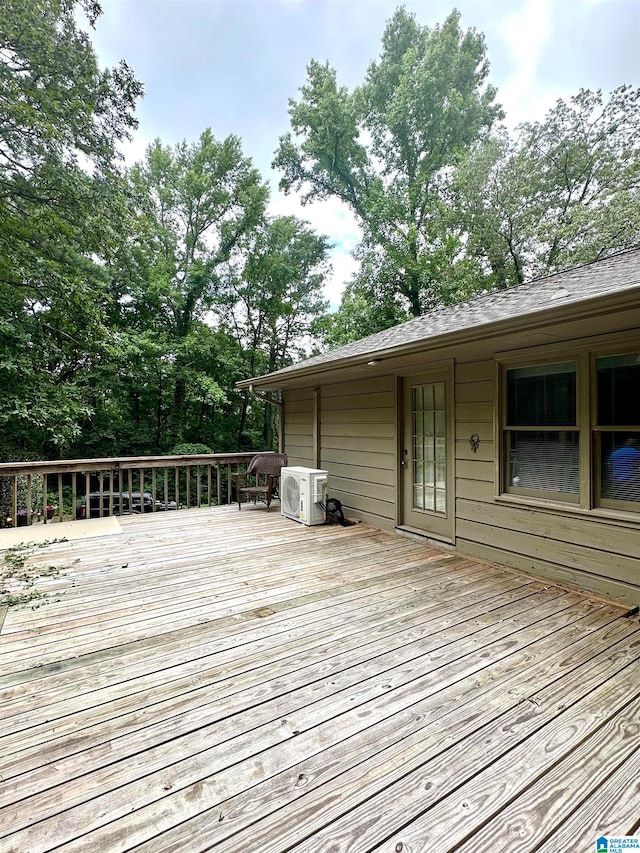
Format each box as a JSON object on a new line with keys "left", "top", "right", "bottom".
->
{"left": 282, "top": 353, "right": 640, "bottom": 606}
{"left": 320, "top": 376, "right": 396, "bottom": 531}
{"left": 455, "top": 359, "right": 496, "bottom": 507}
{"left": 454, "top": 359, "right": 640, "bottom": 606}
{"left": 283, "top": 388, "right": 315, "bottom": 467}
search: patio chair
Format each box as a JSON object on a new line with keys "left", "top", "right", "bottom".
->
{"left": 237, "top": 453, "right": 288, "bottom": 511}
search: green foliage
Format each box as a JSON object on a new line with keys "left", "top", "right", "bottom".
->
{"left": 0, "top": 0, "right": 142, "bottom": 453}
{"left": 171, "top": 443, "right": 213, "bottom": 455}
{"left": 218, "top": 215, "right": 330, "bottom": 447}
{"left": 274, "top": 7, "right": 502, "bottom": 330}
{"left": 459, "top": 86, "right": 640, "bottom": 286}
{"left": 5, "top": 1, "right": 636, "bottom": 466}
{"left": 1, "top": 540, "right": 67, "bottom": 608}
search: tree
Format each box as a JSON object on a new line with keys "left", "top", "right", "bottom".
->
{"left": 218, "top": 215, "right": 330, "bottom": 447}
{"left": 109, "top": 131, "right": 269, "bottom": 448}
{"left": 459, "top": 86, "right": 640, "bottom": 287}
{"left": 274, "top": 8, "right": 501, "bottom": 326}
{"left": 0, "top": 0, "right": 142, "bottom": 454}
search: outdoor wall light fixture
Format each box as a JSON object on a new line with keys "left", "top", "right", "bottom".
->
{"left": 367, "top": 359, "right": 381, "bottom": 366}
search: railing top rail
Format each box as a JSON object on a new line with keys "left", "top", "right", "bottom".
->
{"left": 0, "top": 451, "right": 269, "bottom": 477}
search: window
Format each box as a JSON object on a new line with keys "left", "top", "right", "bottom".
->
{"left": 501, "top": 349, "right": 640, "bottom": 514}
{"left": 595, "top": 354, "right": 640, "bottom": 509}
{"left": 412, "top": 382, "right": 447, "bottom": 513}
{"left": 504, "top": 362, "right": 579, "bottom": 500}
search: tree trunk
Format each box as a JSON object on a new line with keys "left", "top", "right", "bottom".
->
{"left": 170, "top": 368, "right": 186, "bottom": 448}
{"left": 237, "top": 393, "right": 250, "bottom": 449}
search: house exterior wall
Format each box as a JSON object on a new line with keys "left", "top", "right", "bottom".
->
{"left": 281, "top": 337, "right": 640, "bottom": 607}
{"left": 319, "top": 375, "right": 397, "bottom": 531}
{"left": 453, "top": 358, "right": 640, "bottom": 606}
{"left": 283, "top": 388, "right": 315, "bottom": 468}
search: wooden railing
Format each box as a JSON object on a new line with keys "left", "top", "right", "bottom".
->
{"left": 0, "top": 452, "right": 268, "bottom": 528}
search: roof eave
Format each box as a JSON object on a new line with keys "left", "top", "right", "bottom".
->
{"left": 236, "top": 286, "right": 640, "bottom": 391}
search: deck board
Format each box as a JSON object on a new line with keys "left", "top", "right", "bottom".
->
{"left": 0, "top": 506, "right": 638, "bottom": 853}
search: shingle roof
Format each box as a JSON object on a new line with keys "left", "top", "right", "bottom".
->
{"left": 242, "top": 248, "right": 640, "bottom": 387}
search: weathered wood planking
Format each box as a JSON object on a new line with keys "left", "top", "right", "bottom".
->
{"left": 0, "top": 506, "right": 636, "bottom": 853}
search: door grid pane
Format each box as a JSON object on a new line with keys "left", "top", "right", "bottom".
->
{"left": 412, "top": 382, "right": 446, "bottom": 514}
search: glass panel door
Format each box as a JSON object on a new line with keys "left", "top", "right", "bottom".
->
{"left": 412, "top": 382, "right": 447, "bottom": 514}
{"left": 402, "top": 372, "right": 454, "bottom": 542}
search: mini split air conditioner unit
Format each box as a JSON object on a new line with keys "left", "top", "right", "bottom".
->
{"left": 280, "top": 466, "right": 328, "bottom": 526}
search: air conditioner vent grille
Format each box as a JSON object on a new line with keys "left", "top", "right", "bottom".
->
{"left": 282, "top": 473, "right": 300, "bottom": 518}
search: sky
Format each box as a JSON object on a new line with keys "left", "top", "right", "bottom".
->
{"left": 90, "top": 0, "right": 640, "bottom": 307}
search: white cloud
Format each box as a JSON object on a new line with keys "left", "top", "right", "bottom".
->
{"left": 118, "top": 133, "right": 159, "bottom": 167}
{"left": 498, "top": 0, "right": 554, "bottom": 127}
{"left": 268, "top": 189, "right": 362, "bottom": 308}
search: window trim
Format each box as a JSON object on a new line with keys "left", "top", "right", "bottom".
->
{"left": 501, "top": 358, "right": 581, "bottom": 504}
{"left": 495, "top": 333, "right": 640, "bottom": 520}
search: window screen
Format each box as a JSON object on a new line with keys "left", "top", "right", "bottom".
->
{"left": 596, "top": 354, "right": 640, "bottom": 508}
{"left": 505, "top": 361, "right": 579, "bottom": 500}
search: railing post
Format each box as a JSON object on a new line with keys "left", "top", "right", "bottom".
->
{"left": 11, "top": 474, "right": 17, "bottom": 528}
{"left": 164, "top": 468, "right": 168, "bottom": 511}
{"left": 0, "top": 452, "right": 267, "bottom": 524}
{"left": 26, "top": 474, "right": 32, "bottom": 526}
{"left": 58, "top": 475, "right": 64, "bottom": 522}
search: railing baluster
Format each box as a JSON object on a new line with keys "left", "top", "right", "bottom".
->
{"left": 0, "top": 453, "right": 267, "bottom": 526}
{"left": 11, "top": 474, "right": 17, "bottom": 527}
{"left": 58, "top": 475, "right": 63, "bottom": 522}
{"left": 26, "top": 474, "right": 32, "bottom": 526}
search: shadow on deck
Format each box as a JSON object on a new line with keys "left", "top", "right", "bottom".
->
{"left": 0, "top": 506, "right": 638, "bottom": 852}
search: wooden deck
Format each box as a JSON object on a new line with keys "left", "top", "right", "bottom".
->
{"left": 0, "top": 507, "right": 639, "bottom": 852}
